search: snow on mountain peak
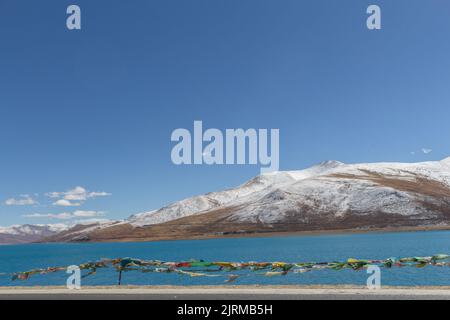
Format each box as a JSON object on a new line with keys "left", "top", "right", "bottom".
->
{"left": 113, "top": 157, "right": 450, "bottom": 231}
{"left": 44, "top": 157, "right": 450, "bottom": 243}
{"left": 317, "top": 160, "right": 345, "bottom": 168}
{"left": 0, "top": 224, "right": 69, "bottom": 236}
{"left": 127, "top": 162, "right": 349, "bottom": 227}
{"left": 0, "top": 223, "right": 71, "bottom": 244}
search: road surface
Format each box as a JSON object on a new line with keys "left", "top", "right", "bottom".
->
{"left": 1, "top": 286, "right": 449, "bottom": 300}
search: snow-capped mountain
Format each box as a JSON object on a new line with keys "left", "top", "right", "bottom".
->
{"left": 127, "top": 159, "right": 345, "bottom": 227}
{"left": 42, "top": 220, "right": 124, "bottom": 242}
{"left": 0, "top": 224, "right": 69, "bottom": 244}
{"left": 45, "top": 157, "right": 450, "bottom": 242}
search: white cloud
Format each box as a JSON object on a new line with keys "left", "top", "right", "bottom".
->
{"left": 4, "top": 195, "right": 37, "bottom": 206}
{"left": 87, "top": 192, "right": 111, "bottom": 198}
{"left": 72, "top": 218, "right": 112, "bottom": 225}
{"left": 422, "top": 148, "right": 432, "bottom": 154}
{"left": 63, "top": 186, "right": 89, "bottom": 201}
{"left": 53, "top": 199, "right": 81, "bottom": 207}
{"left": 23, "top": 210, "right": 104, "bottom": 220}
{"left": 73, "top": 210, "right": 104, "bottom": 217}
{"left": 46, "top": 192, "right": 61, "bottom": 199}
{"left": 46, "top": 186, "right": 111, "bottom": 202}
{"left": 24, "top": 213, "right": 73, "bottom": 220}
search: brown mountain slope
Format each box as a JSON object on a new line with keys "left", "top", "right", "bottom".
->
{"left": 43, "top": 159, "right": 450, "bottom": 242}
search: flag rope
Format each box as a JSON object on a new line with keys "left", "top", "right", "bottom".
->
{"left": 9, "top": 254, "right": 450, "bottom": 284}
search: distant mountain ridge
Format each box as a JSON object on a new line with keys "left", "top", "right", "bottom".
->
{"left": 41, "top": 157, "right": 450, "bottom": 243}
{"left": 0, "top": 224, "right": 68, "bottom": 244}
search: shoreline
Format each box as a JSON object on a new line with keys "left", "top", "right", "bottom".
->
{"left": 40, "top": 224, "right": 450, "bottom": 244}
{"left": 0, "top": 225, "right": 448, "bottom": 246}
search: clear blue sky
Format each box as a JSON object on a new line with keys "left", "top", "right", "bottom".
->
{"left": 1, "top": 0, "right": 449, "bottom": 225}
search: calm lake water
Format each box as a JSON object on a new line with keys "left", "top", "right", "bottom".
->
{"left": 0, "top": 230, "right": 449, "bottom": 287}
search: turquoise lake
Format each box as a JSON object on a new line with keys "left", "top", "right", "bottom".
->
{"left": 0, "top": 230, "right": 449, "bottom": 286}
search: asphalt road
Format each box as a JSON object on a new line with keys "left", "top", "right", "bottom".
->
{"left": 1, "top": 292, "right": 450, "bottom": 300}
{"left": 1, "top": 294, "right": 450, "bottom": 300}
